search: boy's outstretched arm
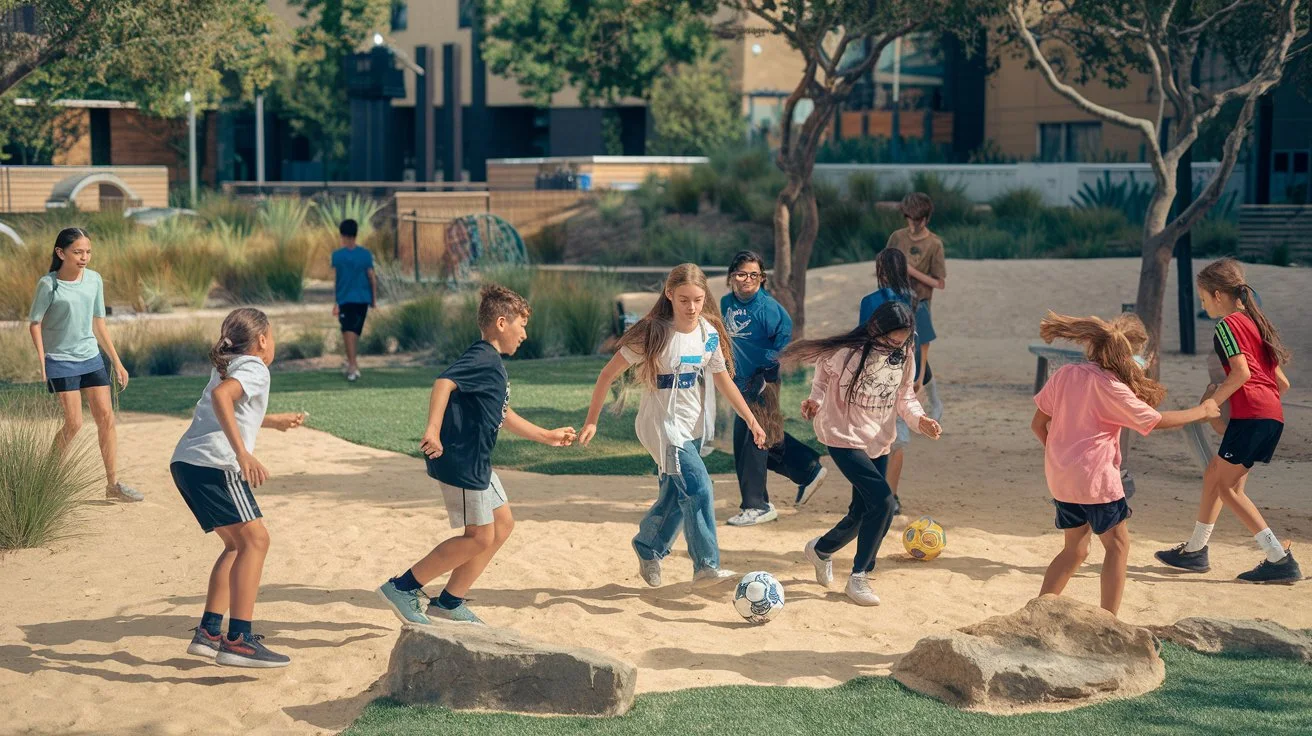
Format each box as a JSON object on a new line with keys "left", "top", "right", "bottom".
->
{"left": 579, "top": 352, "right": 629, "bottom": 446}
{"left": 504, "top": 407, "right": 575, "bottom": 446}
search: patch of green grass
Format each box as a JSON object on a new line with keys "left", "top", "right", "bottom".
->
{"left": 106, "top": 358, "right": 822, "bottom": 476}
{"left": 343, "top": 645, "right": 1312, "bottom": 735}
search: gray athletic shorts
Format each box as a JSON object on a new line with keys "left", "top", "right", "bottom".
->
{"left": 439, "top": 472, "right": 507, "bottom": 529}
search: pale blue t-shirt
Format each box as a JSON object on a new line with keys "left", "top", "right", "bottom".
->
{"left": 331, "top": 246, "right": 374, "bottom": 305}
{"left": 29, "top": 270, "right": 106, "bottom": 364}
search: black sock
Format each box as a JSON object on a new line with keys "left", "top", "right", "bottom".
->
{"left": 227, "top": 618, "right": 252, "bottom": 642}
{"left": 200, "top": 611, "right": 223, "bottom": 637}
{"left": 392, "top": 569, "right": 422, "bottom": 592}
{"left": 435, "top": 589, "right": 464, "bottom": 610}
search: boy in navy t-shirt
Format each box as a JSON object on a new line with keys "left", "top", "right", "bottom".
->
{"left": 377, "top": 285, "right": 578, "bottom": 625}
{"left": 330, "top": 219, "right": 376, "bottom": 382}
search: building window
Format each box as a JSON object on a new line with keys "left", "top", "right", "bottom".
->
{"left": 1038, "top": 122, "right": 1103, "bottom": 162}
{"left": 390, "top": 1, "right": 407, "bottom": 32}
{"left": 1272, "top": 149, "right": 1310, "bottom": 204}
{"left": 90, "top": 108, "right": 112, "bottom": 166}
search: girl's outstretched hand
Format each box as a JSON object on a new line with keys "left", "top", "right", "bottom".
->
{"left": 918, "top": 415, "right": 942, "bottom": 439}
{"left": 266, "top": 412, "right": 306, "bottom": 431}
{"left": 800, "top": 399, "right": 820, "bottom": 421}
{"left": 750, "top": 420, "right": 767, "bottom": 449}
{"left": 578, "top": 423, "right": 598, "bottom": 447}
{"left": 544, "top": 426, "right": 577, "bottom": 446}
{"left": 1201, "top": 399, "right": 1221, "bottom": 420}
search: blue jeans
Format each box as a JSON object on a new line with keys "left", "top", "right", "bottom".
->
{"left": 633, "top": 441, "right": 721, "bottom": 573}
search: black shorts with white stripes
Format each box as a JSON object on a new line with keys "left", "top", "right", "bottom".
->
{"left": 170, "top": 461, "right": 263, "bottom": 533}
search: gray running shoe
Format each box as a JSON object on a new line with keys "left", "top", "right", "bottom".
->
{"left": 637, "top": 556, "right": 662, "bottom": 587}
{"left": 691, "top": 567, "right": 739, "bottom": 589}
{"left": 726, "top": 505, "right": 778, "bottom": 526}
{"left": 377, "top": 580, "right": 431, "bottom": 625}
{"left": 186, "top": 627, "right": 222, "bottom": 659}
{"left": 107, "top": 482, "right": 144, "bottom": 502}
{"left": 215, "top": 633, "right": 291, "bottom": 668}
{"left": 426, "top": 601, "right": 486, "bottom": 625}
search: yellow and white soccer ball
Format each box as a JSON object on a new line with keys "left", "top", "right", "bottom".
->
{"left": 903, "top": 516, "right": 946, "bottom": 560}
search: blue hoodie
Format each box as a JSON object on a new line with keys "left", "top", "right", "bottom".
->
{"left": 721, "top": 289, "right": 793, "bottom": 395}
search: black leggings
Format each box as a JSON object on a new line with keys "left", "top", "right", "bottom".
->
{"left": 733, "top": 415, "right": 822, "bottom": 510}
{"left": 813, "top": 447, "right": 895, "bottom": 575}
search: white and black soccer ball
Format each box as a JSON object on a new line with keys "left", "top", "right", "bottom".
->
{"left": 733, "top": 571, "right": 785, "bottom": 624}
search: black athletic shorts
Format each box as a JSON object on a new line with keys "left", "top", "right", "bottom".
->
{"left": 170, "top": 461, "right": 263, "bottom": 533}
{"left": 1054, "top": 498, "right": 1131, "bottom": 535}
{"left": 47, "top": 365, "right": 111, "bottom": 394}
{"left": 337, "top": 302, "right": 369, "bottom": 335}
{"left": 1218, "top": 418, "right": 1283, "bottom": 468}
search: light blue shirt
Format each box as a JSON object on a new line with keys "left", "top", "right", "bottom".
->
{"left": 331, "top": 246, "right": 374, "bottom": 305}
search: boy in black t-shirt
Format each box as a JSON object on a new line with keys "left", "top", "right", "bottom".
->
{"left": 378, "top": 285, "right": 577, "bottom": 625}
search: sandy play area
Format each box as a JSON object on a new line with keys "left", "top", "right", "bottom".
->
{"left": 2, "top": 258, "right": 1309, "bottom": 735}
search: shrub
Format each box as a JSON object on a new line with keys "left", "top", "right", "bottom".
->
{"left": 597, "top": 190, "right": 629, "bottom": 226}
{"left": 0, "top": 240, "right": 49, "bottom": 320}
{"left": 117, "top": 323, "right": 211, "bottom": 376}
{"left": 939, "top": 224, "right": 1036, "bottom": 259}
{"left": 990, "top": 187, "right": 1045, "bottom": 221}
{"left": 848, "top": 173, "right": 881, "bottom": 206}
{"left": 0, "top": 390, "right": 102, "bottom": 549}
{"left": 1072, "top": 172, "right": 1153, "bottom": 224}
{"left": 258, "top": 197, "right": 312, "bottom": 245}
{"left": 1192, "top": 219, "right": 1239, "bottom": 257}
{"left": 645, "top": 224, "right": 728, "bottom": 266}
{"left": 277, "top": 330, "right": 327, "bottom": 362}
{"left": 526, "top": 224, "right": 568, "bottom": 264}
{"left": 0, "top": 328, "right": 41, "bottom": 384}
{"left": 1039, "top": 207, "right": 1134, "bottom": 253}
{"left": 910, "top": 172, "right": 978, "bottom": 226}
{"left": 196, "top": 191, "right": 257, "bottom": 234}
{"left": 666, "top": 173, "right": 702, "bottom": 214}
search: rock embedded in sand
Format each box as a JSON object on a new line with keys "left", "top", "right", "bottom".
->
{"left": 385, "top": 622, "right": 637, "bottom": 716}
{"left": 1150, "top": 617, "right": 1312, "bottom": 663}
{"left": 891, "top": 595, "right": 1164, "bottom": 713}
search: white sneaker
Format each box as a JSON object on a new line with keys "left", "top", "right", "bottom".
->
{"left": 795, "top": 466, "right": 828, "bottom": 505}
{"left": 691, "top": 567, "right": 739, "bottom": 589}
{"left": 726, "top": 504, "right": 778, "bottom": 526}
{"left": 845, "top": 572, "right": 880, "bottom": 606}
{"left": 804, "top": 537, "right": 833, "bottom": 588}
{"left": 346, "top": 369, "right": 360, "bottom": 382}
{"left": 106, "top": 482, "right": 144, "bottom": 502}
{"left": 637, "top": 556, "right": 662, "bottom": 587}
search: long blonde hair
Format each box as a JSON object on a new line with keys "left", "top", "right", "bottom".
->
{"left": 1196, "top": 258, "right": 1289, "bottom": 365}
{"left": 616, "top": 263, "right": 735, "bottom": 387}
{"left": 1039, "top": 311, "right": 1165, "bottom": 407}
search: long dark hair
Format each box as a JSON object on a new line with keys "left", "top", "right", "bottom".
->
{"left": 48, "top": 227, "right": 89, "bottom": 278}
{"left": 783, "top": 301, "right": 915, "bottom": 404}
{"left": 1196, "top": 258, "right": 1290, "bottom": 365}
{"left": 209, "top": 308, "right": 270, "bottom": 378}
{"left": 874, "top": 247, "right": 914, "bottom": 304}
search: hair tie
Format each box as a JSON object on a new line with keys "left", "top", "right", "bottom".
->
{"left": 220, "top": 337, "right": 233, "bottom": 348}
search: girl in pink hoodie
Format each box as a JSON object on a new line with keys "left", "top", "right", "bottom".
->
{"left": 784, "top": 301, "right": 943, "bottom": 606}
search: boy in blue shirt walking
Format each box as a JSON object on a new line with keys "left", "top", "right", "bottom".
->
{"left": 720, "top": 251, "right": 827, "bottom": 526}
{"left": 330, "top": 219, "right": 376, "bottom": 382}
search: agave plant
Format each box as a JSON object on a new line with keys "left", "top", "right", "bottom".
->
{"left": 315, "top": 193, "right": 382, "bottom": 239}
{"left": 258, "top": 197, "right": 313, "bottom": 246}
{"left": 1071, "top": 172, "right": 1153, "bottom": 225}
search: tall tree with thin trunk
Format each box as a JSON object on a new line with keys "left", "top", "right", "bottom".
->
{"left": 1005, "top": 0, "right": 1309, "bottom": 367}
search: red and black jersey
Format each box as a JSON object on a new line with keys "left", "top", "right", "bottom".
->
{"left": 1213, "top": 312, "right": 1283, "bottom": 422}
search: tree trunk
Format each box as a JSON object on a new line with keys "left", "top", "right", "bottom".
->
{"left": 770, "top": 100, "right": 831, "bottom": 341}
{"left": 1135, "top": 185, "right": 1177, "bottom": 376}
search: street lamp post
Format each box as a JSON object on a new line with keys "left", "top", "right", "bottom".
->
{"left": 184, "top": 90, "right": 197, "bottom": 206}
{"left": 255, "top": 93, "right": 266, "bottom": 188}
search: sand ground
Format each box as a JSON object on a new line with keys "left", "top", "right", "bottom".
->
{"left": 2, "top": 258, "right": 1309, "bottom": 735}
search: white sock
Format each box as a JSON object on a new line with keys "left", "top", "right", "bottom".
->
{"left": 1184, "top": 522, "right": 1214, "bottom": 552}
{"left": 1254, "top": 528, "right": 1286, "bottom": 563}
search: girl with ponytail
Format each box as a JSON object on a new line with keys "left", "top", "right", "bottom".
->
{"left": 1033, "top": 311, "right": 1217, "bottom": 615}
{"left": 1156, "top": 258, "right": 1300, "bottom": 584}
{"left": 580, "top": 264, "right": 767, "bottom": 590}
{"left": 28, "top": 227, "right": 140, "bottom": 502}
{"left": 171, "top": 308, "right": 306, "bottom": 667}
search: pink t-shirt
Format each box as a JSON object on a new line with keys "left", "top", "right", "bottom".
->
{"left": 807, "top": 346, "right": 925, "bottom": 457}
{"left": 1035, "top": 362, "right": 1162, "bottom": 504}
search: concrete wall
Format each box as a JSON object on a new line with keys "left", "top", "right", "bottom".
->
{"left": 0, "top": 166, "right": 170, "bottom": 213}
{"left": 486, "top": 156, "right": 708, "bottom": 191}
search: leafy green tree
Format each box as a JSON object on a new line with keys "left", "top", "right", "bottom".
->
{"left": 648, "top": 52, "right": 743, "bottom": 155}
{"left": 1005, "top": 0, "right": 1310, "bottom": 365}
{"left": 273, "top": 0, "right": 391, "bottom": 178}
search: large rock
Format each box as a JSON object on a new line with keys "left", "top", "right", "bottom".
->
{"left": 385, "top": 622, "right": 637, "bottom": 716}
{"left": 1151, "top": 617, "right": 1312, "bottom": 663}
{"left": 892, "top": 595, "right": 1164, "bottom": 713}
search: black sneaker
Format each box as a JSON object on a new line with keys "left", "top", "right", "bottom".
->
{"left": 891, "top": 495, "right": 902, "bottom": 517}
{"left": 215, "top": 633, "right": 291, "bottom": 668}
{"left": 1237, "top": 551, "right": 1303, "bottom": 584}
{"left": 1155, "top": 543, "right": 1211, "bottom": 572}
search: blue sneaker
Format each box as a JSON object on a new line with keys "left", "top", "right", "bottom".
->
{"left": 426, "top": 601, "right": 486, "bottom": 625}
{"left": 377, "top": 580, "right": 431, "bottom": 624}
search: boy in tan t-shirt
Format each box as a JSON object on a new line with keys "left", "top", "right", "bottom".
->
{"left": 879, "top": 192, "right": 946, "bottom": 508}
